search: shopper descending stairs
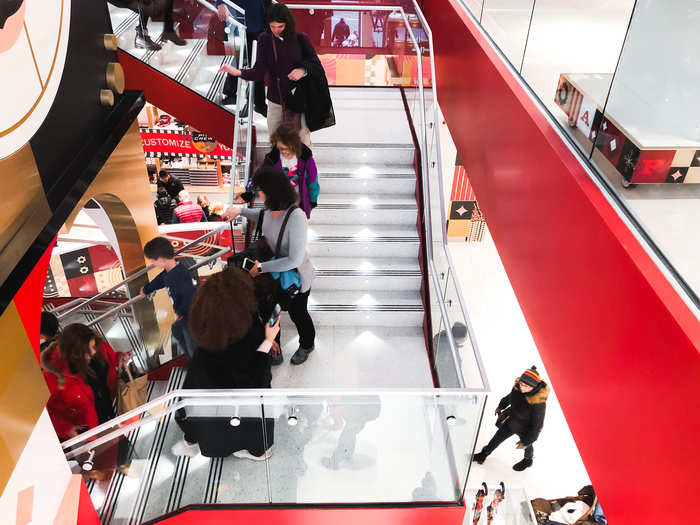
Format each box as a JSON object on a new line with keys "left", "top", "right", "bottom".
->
{"left": 108, "top": 2, "right": 249, "bottom": 113}
{"left": 264, "top": 87, "right": 434, "bottom": 387}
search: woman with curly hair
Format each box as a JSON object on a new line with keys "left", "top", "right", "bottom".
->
{"left": 171, "top": 268, "right": 280, "bottom": 459}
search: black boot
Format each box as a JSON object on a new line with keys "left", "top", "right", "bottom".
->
{"left": 162, "top": 30, "right": 186, "bottom": 46}
{"left": 135, "top": 29, "right": 161, "bottom": 51}
{"left": 290, "top": 345, "right": 314, "bottom": 365}
{"left": 512, "top": 458, "right": 533, "bottom": 471}
{"left": 472, "top": 450, "right": 488, "bottom": 465}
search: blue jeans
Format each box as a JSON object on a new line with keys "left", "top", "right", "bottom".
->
{"left": 481, "top": 423, "right": 533, "bottom": 460}
{"left": 172, "top": 318, "right": 196, "bottom": 358}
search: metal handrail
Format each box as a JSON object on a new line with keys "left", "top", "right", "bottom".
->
{"left": 84, "top": 245, "right": 232, "bottom": 327}
{"left": 58, "top": 221, "right": 234, "bottom": 320}
{"left": 197, "top": 0, "right": 247, "bottom": 31}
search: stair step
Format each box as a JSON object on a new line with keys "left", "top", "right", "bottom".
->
{"left": 311, "top": 143, "right": 414, "bottom": 166}
{"left": 306, "top": 290, "right": 424, "bottom": 326}
{"left": 308, "top": 224, "right": 420, "bottom": 258}
{"left": 320, "top": 173, "right": 416, "bottom": 195}
{"left": 312, "top": 257, "right": 421, "bottom": 291}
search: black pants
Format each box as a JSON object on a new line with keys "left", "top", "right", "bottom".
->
{"left": 481, "top": 422, "right": 534, "bottom": 460}
{"left": 139, "top": 0, "right": 175, "bottom": 33}
{"left": 223, "top": 31, "right": 267, "bottom": 111}
{"left": 282, "top": 289, "right": 315, "bottom": 350}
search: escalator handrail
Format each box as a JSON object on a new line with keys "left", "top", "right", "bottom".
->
{"left": 57, "top": 221, "right": 236, "bottom": 320}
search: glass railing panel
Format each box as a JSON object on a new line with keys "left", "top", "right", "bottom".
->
{"left": 262, "top": 392, "right": 485, "bottom": 504}
{"left": 520, "top": 0, "right": 635, "bottom": 159}
{"left": 480, "top": 0, "right": 535, "bottom": 69}
{"left": 587, "top": 0, "right": 700, "bottom": 301}
{"left": 463, "top": 0, "right": 485, "bottom": 22}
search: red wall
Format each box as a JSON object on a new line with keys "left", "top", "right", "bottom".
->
{"left": 151, "top": 505, "right": 464, "bottom": 525}
{"left": 119, "top": 51, "right": 236, "bottom": 147}
{"left": 422, "top": 1, "right": 700, "bottom": 522}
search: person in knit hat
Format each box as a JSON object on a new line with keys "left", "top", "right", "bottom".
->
{"left": 472, "top": 365, "right": 549, "bottom": 471}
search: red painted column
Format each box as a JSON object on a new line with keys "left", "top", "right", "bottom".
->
{"left": 422, "top": 1, "right": 700, "bottom": 523}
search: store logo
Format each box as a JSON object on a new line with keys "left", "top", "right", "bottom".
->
{"left": 0, "top": 0, "right": 25, "bottom": 53}
{"left": 190, "top": 131, "right": 217, "bottom": 154}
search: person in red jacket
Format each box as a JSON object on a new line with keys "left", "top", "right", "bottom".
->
{"left": 41, "top": 323, "right": 124, "bottom": 440}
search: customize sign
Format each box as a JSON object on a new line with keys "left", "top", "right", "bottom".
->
{"left": 0, "top": 0, "right": 72, "bottom": 160}
{"left": 140, "top": 131, "right": 233, "bottom": 157}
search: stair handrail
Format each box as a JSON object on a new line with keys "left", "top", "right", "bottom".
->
{"left": 84, "top": 245, "right": 231, "bottom": 328}
{"left": 281, "top": 3, "right": 487, "bottom": 390}
{"left": 57, "top": 221, "right": 236, "bottom": 320}
{"left": 197, "top": 0, "right": 247, "bottom": 32}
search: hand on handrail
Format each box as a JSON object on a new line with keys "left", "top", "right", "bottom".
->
{"left": 217, "top": 3, "right": 228, "bottom": 21}
{"left": 219, "top": 64, "right": 242, "bottom": 77}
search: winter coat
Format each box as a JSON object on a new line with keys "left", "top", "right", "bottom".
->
{"left": 240, "top": 31, "right": 319, "bottom": 106}
{"left": 285, "top": 36, "right": 335, "bottom": 132}
{"left": 497, "top": 379, "right": 549, "bottom": 446}
{"left": 184, "top": 314, "right": 272, "bottom": 390}
{"left": 263, "top": 145, "right": 319, "bottom": 218}
{"left": 41, "top": 341, "right": 120, "bottom": 440}
{"left": 154, "top": 195, "right": 177, "bottom": 224}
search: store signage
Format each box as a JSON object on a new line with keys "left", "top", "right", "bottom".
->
{"left": 190, "top": 131, "right": 217, "bottom": 153}
{"left": 141, "top": 131, "right": 232, "bottom": 157}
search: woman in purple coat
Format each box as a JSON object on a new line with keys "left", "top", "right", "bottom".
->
{"left": 219, "top": 3, "right": 321, "bottom": 147}
{"left": 263, "top": 123, "right": 319, "bottom": 218}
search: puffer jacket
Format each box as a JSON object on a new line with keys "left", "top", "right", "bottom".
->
{"left": 41, "top": 341, "right": 120, "bottom": 440}
{"left": 497, "top": 379, "right": 549, "bottom": 446}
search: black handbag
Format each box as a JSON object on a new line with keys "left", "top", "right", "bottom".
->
{"left": 228, "top": 210, "right": 273, "bottom": 268}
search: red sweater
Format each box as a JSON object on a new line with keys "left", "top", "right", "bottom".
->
{"left": 41, "top": 342, "right": 120, "bottom": 440}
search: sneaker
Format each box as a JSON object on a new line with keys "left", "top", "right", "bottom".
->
{"left": 134, "top": 30, "right": 162, "bottom": 51}
{"left": 162, "top": 30, "right": 186, "bottom": 46}
{"left": 233, "top": 448, "right": 273, "bottom": 461}
{"left": 472, "top": 450, "right": 488, "bottom": 464}
{"left": 290, "top": 346, "right": 314, "bottom": 365}
{"left": 171, "top": 440, "right": 200, "bottom": 457}
{"left": 512, "top": 458, "right": 533, "bottom": 471}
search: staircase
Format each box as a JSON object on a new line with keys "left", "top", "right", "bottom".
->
{"left": 270, "top": 88, "right": 433, "bottom": 389}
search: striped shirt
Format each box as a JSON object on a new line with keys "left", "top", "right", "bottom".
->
{"left": 172, "top": 201, "right": 207, "bottom": 223}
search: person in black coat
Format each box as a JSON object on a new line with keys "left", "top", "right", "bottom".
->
{"left": 171, "top": 268, "right": 280, "bottom": 459}
{"left": 157, "top": 170, "right": 184, "bottom": 201}
{"left": 473, "top": 366, "right": 549, "bottom": 471}
{"left": 154, "top": 187, "right": 177, "bottom": 224}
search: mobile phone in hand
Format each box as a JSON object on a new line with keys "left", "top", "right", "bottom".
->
{"left": 268, "top": 304, "right": 281, "bottom": 327}
{"left": 242, "top": 257, "right": 255, "bottom": 271}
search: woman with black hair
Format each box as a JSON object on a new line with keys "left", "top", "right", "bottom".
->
{"left": 224, "top": 167, "right": 316, "bottom": 365}
{"left": 218, "top": 3, "right": 322, "bottom": 147}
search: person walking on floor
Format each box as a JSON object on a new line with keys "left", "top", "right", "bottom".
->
{"left": 261, "top": 123, "right": 319, "bottom": 218}
{"left": 172, "top": 190, "right": 208, "bottom": 223}
{"left": 218, "top": 3, "right": 324, "bottom": 147}
{"left": 223, "top": 166, "right": 316, "bottom": 365}
{"left": 140, "top": 237, "right": 197, "bottom": 358}
{"left": 157, "top": 170, "right": 184, "bottom": 201}
{"left": 473, "top": 366, "right": 549, "bottom": 471}
{"left": 171, "top": 268, "right": 279, "bottom": 458}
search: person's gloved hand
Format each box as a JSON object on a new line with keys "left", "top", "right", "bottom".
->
{"left": 516, "top": 441, "right": 527, "bottom": 450}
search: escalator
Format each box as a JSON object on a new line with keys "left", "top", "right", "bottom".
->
{"left": 109, "top": 0, "right": 254, "bottom": 152}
